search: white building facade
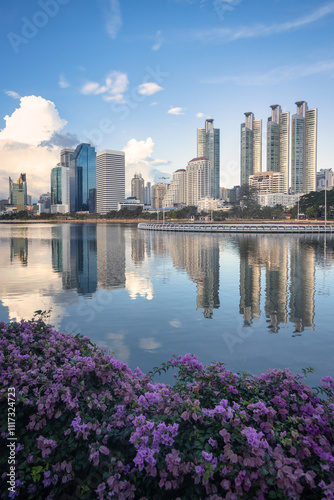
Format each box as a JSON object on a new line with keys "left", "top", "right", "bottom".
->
{"left": 163, "top": 169, "right": 185, "bottom": 207}
{"left": 185, "top": 157, "right": 211, "bottom": 206}
{"left": 249, "top": 171, "right": 285, "bottom": 194}
{"left": 96, "top": 150, "right": 125, "bottom": 214}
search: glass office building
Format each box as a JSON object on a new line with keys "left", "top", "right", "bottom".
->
{"left": 70, "top": 143, "right": 96, "bottom": 213}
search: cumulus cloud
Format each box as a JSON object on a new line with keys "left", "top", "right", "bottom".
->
{"left": 122, "top": 137, "right": 155, "bottom": 164}
{"left": 0, "top": 96, "right": 66, "bottom": 147}
{"left": 196, "top": 112, "right": 204, "bottom": 117}
{"left": 5, "top": 90, "right": 21, "bottom": 99}
{"left": 167, "top": 107, "right": 185, "bottom": 115}
{"left": 137, "top": 82, "right": 164, "bottom": 96}
{"left": 0, "top": 95, "right": 75, "bottom": 199}
{"left": 59, "top": 74, "right": 70, "bottom": 88}
{"left": 122, "top": 137, "right": 172, "bottom": 195}
{"left": 81, "top": 71, "right": 128, "bottom": 103}
{"left": 39, "top": 131, "right": 79, "bottom": 150}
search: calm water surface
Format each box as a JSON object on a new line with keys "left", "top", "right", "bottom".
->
{"left": 0, "top": 223, "right": 333, "bottom": 387}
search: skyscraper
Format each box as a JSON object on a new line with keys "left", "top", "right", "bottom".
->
{"left": 51, "top": 165, "right": 70, "bottom": 211}
{"left": 185, "top": 157, "right": 211, "bottom": 206}
{"left": 291, "top": 101, "right": 317, "bottom": 194}
{"left": 163, "top": 169, "right": 186, "bottom": 207}
{"left": 240, "top": 113, "right": 262, "bottom": 186}
{"left": 131, "top": 173, "right": 145, "bottom": 203}
{"left": 60, "top": 148, "right": 74, "bottom": 168}
{"left": 144, "top": 181, "right": 151, "bottom": 206}
{"left": 197, "top": 119, "right": 220, "bottom": 199}
{"left": 69, "top": 143, "right": 96, "bottom": 213}
{"left": 151, "top": 183, "right": 168, "bottom": 209}
{"left": 266, "top": 105, "right": 289, "bottom": 193}
{"left": 96, "top": 150, "right": 125, "bottom": 214}
{"left": 9, "top": 173, "right": 27, "bottom": 210}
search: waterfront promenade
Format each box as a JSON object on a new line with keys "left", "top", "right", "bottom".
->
{"left": 138, "top": 221, "right": 334, "bottom": 233}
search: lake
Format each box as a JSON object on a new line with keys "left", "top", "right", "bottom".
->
{"left": 0, "top": 223, "right": 333, "bottom": 387}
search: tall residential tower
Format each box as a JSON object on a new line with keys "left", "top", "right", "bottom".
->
{"left": 197, "top": 119, "right": 220, "bottom": 199}
{"left": 291, "top": 101, "right": 317, "bottom": 194}
{"left": 266, "top": 105, "right": 289, "bottom": 193}
{"left": 240, "top": 113, "right": 262, "bottom": 186}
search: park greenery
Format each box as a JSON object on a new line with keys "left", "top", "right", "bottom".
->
{"left": 1, "top": 317, "right": 334, "bottom": 499}
{"left": 0, "top": 189, "right": 333, "bottom": 222}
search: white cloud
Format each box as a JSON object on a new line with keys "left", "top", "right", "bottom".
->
{"left": 150, "top": 101, "right": 158, "bottom": 106}
{"left": 126, "top": 271, "right": 154, "bottom": 301}
{"left": 169, "top": 319, "right": 182, "bottom": 328}
{"left": 139, "top": 337, "right": 161, "bottom": 351}
{"left": 202, "top": 59, "right": 334, "bottom": 86}
{"left": 193, "top": 2, "right": 334, "bottom": 42}
{"left": 122, "top": 137, "right": 171, "bottom": 195}
{"left": 152, "top": 30, "right": 163, "bottom": 51}
{"left": 103, "top": 0, "right": 123, "bottom": 39}
{"left": 167, "top": 107, "right": 185, "bottom": 115}
{"left": 122, "top": 137, "right": 155, "bottom": 164}
{"left": 0, "top": 95, "right": 66, "bottom": 146}
{"left": 138, "top": 82, "right": 164, "bottom": 96}
{"left": 81, "top": 71, "right": 129, "bottom": 103}
{"left": 196, "top": 112, "right": 204, "bottom": 117}
{"left": 5, "top": 90, "right": 21, "bottom": 99}
{"left": 59, "top": 74, "right": 70, "bottom": 88}
{"left": 0, "top": 96, "right": 71, "bottom": 199}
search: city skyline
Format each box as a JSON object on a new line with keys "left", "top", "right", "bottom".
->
{"left": 1, "top": 1, "right": 334, "bottom": 200}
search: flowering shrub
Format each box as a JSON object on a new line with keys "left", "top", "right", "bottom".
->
{"left": 1, "top": 318, "right": 334, "bottom": 499}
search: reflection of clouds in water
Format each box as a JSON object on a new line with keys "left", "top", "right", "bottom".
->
{"left": 139, "top": 337, "right": 161, "bottom": 351}
{"left": 106, "top": 331, "right": 130, "bottom": 363}
{"left": 0, "top": 239, "right": 75, "bottom": 326}
{"left": 126, "top": 271, "right": 154, "bottom": 300}
{"left": 169, "top": 319, "right": 182, "bottom": 328}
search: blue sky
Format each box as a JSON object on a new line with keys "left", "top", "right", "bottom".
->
{"left": 1, "top": 0, "right": 334, "bottom": 199}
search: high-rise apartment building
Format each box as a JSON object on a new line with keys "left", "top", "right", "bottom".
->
{"left": 69, "top": 143, "right": 96, "bottom": 213}
{"left": 291, "top": 101, "right": 317, "bottom": 194}
{"left": 185, "top": 157, "right": 211, "bottom": 206}
{"left": 197, "top": 119, "right": 220, "bottom": 199}
{"left": 163, "top": 169, "right": 185, "bottom": 207}
{"left": 151, "top": 183, "right": 168, "bottom": 209}
{"left": 266, "top": 105, "right": 289, "bottom": 193}
{"left": 249, "top": 171, "right": 285, "bottom": 194}
{"left": 9, "top": 173, "right": 27, "bottom": 210}
{"left": 240, "top": 112, "right": 262, "bottom": 186}
{"left": 96, "top": 150, "right": 125, "bottom": 214}
{"left": 131, "top": 173, "right": 144, "bottom": 203}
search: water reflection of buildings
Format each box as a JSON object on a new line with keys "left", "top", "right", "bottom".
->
{"left": 51, "top": 225, "right": 98, "bottom": 295}
{"left": 169, "top": 234, "right": 220, "bottom": 318}
{"left": 51, "top": 225, "right": 127, "bottom": 295}
{"left": 289, "top": 238, "right": 315, "bottom": 332}
{"left": 97, "top": 225, "right": 125, "bottom": 289}
{"left": 237, "top": 235, "right": 315, "bottom": 332}
{"left": 10, "top": 231, "right": 28, "bottom": 266}
{"left": 239, "top": 238, "right": 261, "bottom": 326}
